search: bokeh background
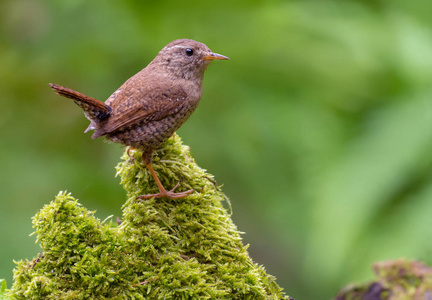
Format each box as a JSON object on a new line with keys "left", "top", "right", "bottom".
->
{"left": 1, "top": 0, "right": 432, "bottom": 299}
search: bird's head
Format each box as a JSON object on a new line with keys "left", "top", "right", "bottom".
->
{"left": 152, "top": 39, "right": 229, "bottom": 81}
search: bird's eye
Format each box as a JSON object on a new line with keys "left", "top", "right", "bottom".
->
{"left": 185, "top": 48, "right": 194, "bottom": 56}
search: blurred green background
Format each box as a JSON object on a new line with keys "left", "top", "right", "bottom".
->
{"left": 1, "top": 0, "right": 432, "bottom": 299}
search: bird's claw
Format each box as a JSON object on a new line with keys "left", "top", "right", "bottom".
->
{"left": 136, "top": 183, "right": 194, "bottom": 200}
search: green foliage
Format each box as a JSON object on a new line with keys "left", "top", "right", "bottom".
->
{"left": 0, "top": 279, "right": 7, "bottom": 300}
{"left": 8, "top": 135, "right": 288, "bottom": 299}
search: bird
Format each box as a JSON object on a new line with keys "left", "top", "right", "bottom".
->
{"left": 49, "top": 39, "right": 228, "bottom": 200}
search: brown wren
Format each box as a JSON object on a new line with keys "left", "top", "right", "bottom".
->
{"left": 50, "top": 39, "right": 228, "bottom": 199}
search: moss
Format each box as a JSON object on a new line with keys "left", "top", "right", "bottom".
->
{"left": 0, "top": 279, "right": 6, "bottom": 300}
{"left": 335, "top": 259, "right": 432, "bottom": 300}
{"left": 8, "top": 134, "right": 289, "bottom": 299}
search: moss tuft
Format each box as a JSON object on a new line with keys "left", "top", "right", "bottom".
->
{"left": 335, "top": 259, "right": 432, "bottom": 299}
{"left": 8, "top": 134, "right": 289, "bottom": 299}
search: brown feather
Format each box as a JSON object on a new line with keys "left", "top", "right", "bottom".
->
{"left": 49, "top": 83, "right": 111, "bottom": 121}
{"left": 92, "top": 75, "right": 189, "bottom": 138}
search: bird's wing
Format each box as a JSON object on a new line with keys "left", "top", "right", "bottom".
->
{"left": 94, "top": 83, "right": 188, "bottom": 137}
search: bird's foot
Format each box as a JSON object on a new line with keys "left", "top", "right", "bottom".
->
{"left": 126, "top": 147, "right": 136, "bottom": 158}
{"left": 136, "top": 183, "right": 194, "bottom": 200}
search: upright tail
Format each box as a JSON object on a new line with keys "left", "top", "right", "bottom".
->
{"left": 49, "top": 83, "right": 112, "bottom": 122}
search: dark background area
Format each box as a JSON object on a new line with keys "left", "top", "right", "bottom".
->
{"left": 1, "top": 0, "right": 432, "bottom": 299}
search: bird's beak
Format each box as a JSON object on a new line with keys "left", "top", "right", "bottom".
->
{"left": 203, "top": 52, "right": 229, "bottom": 61}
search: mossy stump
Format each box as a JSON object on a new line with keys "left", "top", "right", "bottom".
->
{"left": 8, "top": 134, "right": 289, "bottom": 299}
{"left": 335, "top": 259, "right": 432, "bottom": 300}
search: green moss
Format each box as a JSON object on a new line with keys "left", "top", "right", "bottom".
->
{"left": 0, "top": 279, "right": 6, "bottom": 300}
{"left": 8, "top": 134, "right": 289, "bottom": 299}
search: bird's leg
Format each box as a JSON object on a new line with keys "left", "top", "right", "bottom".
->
{"left": 136, "top": 154, "right": 194, "bottom": 200}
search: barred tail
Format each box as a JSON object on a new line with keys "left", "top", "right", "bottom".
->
{"left": 49, "top": 83, "right": 112, "bottom": 121}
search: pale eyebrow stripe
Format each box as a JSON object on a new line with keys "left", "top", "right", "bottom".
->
{"left": 164, "top": 45, "right": 186, "bottom": 50}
